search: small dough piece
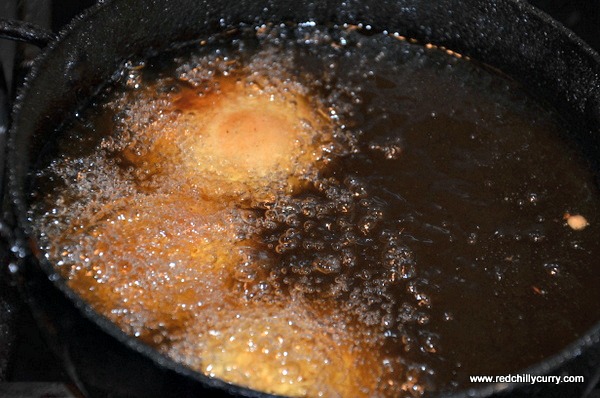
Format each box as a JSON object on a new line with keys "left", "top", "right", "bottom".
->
{"left": 566, "top": 214, "right": 589, "bottom": 231}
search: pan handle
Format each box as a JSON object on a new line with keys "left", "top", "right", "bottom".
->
{"left": 0, "top": 19, "right": 56, "bottom": 251}
{"left": 0, "top": 18, "right": 65, "bottom": 273}
{"left": 0, "top": 19, "right": 57, "bottom": 48}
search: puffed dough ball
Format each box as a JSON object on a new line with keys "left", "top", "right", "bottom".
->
{"left": 174, "top": 76, "right": 333, "bottom": 201}
{"left": 171, "top": 297, "right": 387, "bottom": 398}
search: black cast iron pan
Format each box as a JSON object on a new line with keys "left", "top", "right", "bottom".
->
{"left": 1, "top": 0, "right": 600, "bottom": 397}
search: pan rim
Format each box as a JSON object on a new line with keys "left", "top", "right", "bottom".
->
{"left": 6, "top": 0, "right": 600, "bottom": 397}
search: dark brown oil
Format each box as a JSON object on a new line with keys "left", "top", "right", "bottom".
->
{"left": 29, "top": 24, "right": 600, "bottom": 397}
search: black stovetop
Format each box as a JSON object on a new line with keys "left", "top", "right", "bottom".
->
{"left": 1, "top": 0, "right": 599, "bottom": 397}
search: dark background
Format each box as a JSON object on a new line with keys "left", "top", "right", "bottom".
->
{"left": 0, "top": 0, "right": 599, "bottom": 396}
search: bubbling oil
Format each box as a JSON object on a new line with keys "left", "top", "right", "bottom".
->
{"left": 29, "top": 24, "right": 600, "bottom": 397}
